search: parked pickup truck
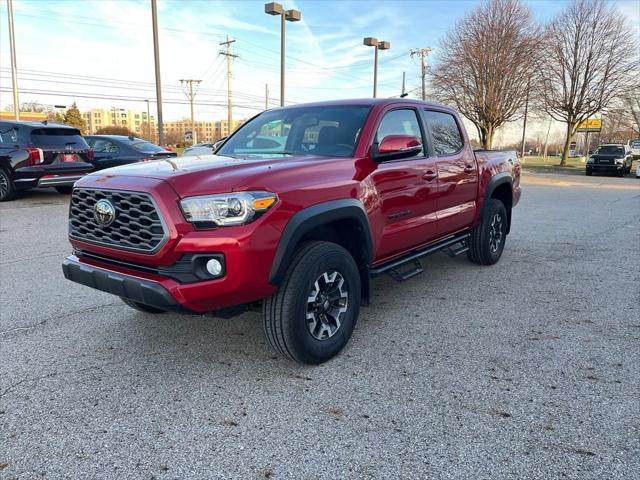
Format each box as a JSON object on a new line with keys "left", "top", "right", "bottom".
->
{"left": 62, "top": 99, "right": 521, "bottom": 364}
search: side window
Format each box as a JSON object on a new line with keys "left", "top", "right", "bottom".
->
{"left": 424, "top": 110, "right": 463, "bottom": 155}
{"left": 0, "top": 126, "right": 19, "bottom": 144}
{"left": 376, "top": 109, "right": 424, "bottom": 156}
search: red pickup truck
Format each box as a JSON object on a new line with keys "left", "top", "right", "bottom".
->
{"left": 63, "top": 99, "right": 521, "bottom": 364}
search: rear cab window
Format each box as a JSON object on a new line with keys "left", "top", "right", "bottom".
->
{"left": 30, "top": 128, "right": 88, "bottom": 149}
{"left": 423, "top": 110, "right": 464, "bottom": 155}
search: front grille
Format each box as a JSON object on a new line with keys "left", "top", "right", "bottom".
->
{"left": 69, "top": 188, "right": 167, "bottom": 253}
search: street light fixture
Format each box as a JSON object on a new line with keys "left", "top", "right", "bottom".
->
{"left": 364, "top": 37, "right": 390, "bottom": 98}
{"left": 265, "top": 2, "right": 301, "bottom": 107}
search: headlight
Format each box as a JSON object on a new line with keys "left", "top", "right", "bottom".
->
{"left": 615, "top": 158, "right": 624, "bottom": 164}
{"left": 180, "top": 191, "right": 277, "bottom": 226}
{"left": 587, "top": 156, "right": 594, "bottom": 163}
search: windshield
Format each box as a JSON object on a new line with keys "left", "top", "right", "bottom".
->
{"left": 130, "top": 140, "right": 166, "bottom": 154}
{"left": 594, "top": 146, "right": 625, "bottom": 156}
{"left": 217, "top": 105, "right": 371, "bottom": 158}
{"left": 30, "top": 128, "right": 88, "bottom": 148}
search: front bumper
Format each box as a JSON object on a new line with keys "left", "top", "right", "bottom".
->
{"left": 586, "top": 164, "right": 624, "bottom": 173}
{"left": 62, "top": 257, "right": 186, "bottom": 312}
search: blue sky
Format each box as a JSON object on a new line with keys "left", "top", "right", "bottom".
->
{"left": 0, "top": 0, "right": 638, "bottom": 124}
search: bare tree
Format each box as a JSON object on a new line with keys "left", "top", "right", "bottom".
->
{"left": 624, "top": 91, "right": 640, "bottom": 136}
{"left": 431, "top": 0, "right": 540, "bottom": 149}
{"left": 538, "top": 0, "right": 638, "bottom": 165}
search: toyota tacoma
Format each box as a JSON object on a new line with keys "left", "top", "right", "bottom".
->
{"left": 62, "top": 99, "right": 521, "bottom": 364}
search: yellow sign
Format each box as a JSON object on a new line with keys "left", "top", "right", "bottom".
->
{"left": 576, "top": 118, "right": 602, "bottom": 132}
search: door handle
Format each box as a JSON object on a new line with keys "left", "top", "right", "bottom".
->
{"left": 463, "top": 164, "right": 475, "bottom": 174}
{"left": 422, "top": 170, "right": 437, "bottom": 181}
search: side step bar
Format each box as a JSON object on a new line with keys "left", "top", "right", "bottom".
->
{"left": 369, "top": 232, "right": 470, "bottom": 281}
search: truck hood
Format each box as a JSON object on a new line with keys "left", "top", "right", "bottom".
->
{"left": 84, "top": 153, "right": 340, "bottom": 197}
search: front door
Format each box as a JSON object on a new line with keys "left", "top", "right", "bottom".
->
{"left": 370, "top": 108, "right": 439, "bottom": 260}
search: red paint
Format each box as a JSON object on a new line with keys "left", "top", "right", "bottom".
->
{"left": 66, "top": 99, "right": 520, "bottom": 312}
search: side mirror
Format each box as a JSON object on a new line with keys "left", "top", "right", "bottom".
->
{"left": 373, "top": 135, "right": 422, "bottom": 162}
{"left": 212, "top": 136, "right": 227, "bottom": 152}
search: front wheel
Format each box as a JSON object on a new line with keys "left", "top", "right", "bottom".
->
{"left": 262, "top": 241, "right": 361, "bottom": 364}
{"left": 467, "top": 198, "right": 508, "bottom": 265}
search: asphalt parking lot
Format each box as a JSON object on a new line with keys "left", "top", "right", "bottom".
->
{"left": 1, "top": 171, "right": 638, "bottom": 479}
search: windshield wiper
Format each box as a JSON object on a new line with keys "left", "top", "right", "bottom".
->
{"left": 235, "top": 151, "right": 300, "bottom": 155}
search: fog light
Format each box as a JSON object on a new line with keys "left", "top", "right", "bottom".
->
{"left": 206, "top": 259, "right": 223, "bottom": 276}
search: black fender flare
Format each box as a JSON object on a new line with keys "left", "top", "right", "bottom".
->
{"left": 483, "top": 172, "right": 513, "bottom": 231}
{"left": 268, "top": 198, "right": 373, "bottom": 285}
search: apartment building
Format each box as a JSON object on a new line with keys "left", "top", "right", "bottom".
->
{"left": 162, "top": 119, "right": 245, "bottom": 143}
{"left": 82, "top": 108, "right": 156, "bottom": 137}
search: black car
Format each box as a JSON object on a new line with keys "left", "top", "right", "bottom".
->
{"left": 586, "top": 144, "right": 633, "bottom": 176}
{"left": 0, "top": 120, "right": 94, "bottom": 201}
{"left": 84, "top": 135, "right": 177, "bottom": 170}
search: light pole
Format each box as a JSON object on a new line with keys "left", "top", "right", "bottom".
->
{"left": 265, "top": 2, "right": 301, "bottom": 107}
{"left": 364, "top": 37, "right": 390, "bottom": 98}
{"left": 151, "top": 0, "right": 164, "bottom": 145}
{"left": 7, "top": 0, "right": 20, "bottom": 120}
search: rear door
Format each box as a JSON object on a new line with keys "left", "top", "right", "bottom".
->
{"left": 30, "top": 127, "right": 92, "bottom": 165}
{"left": 422, "top": 109, "right": 478, "bottom": 236}
{"left": 370, "top": 107, "right": 439, "bottom": 260}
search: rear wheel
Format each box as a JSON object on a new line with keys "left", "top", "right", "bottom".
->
{"left": 467, "top": 199, "right": 508, "bottom": 266}
{"left": 0, "top": 168, "right": 16, "bottom": 202}
{"left": 55, "top": 186, "right": 73, "bottom": 195}
{"left": 262, "top": 241, "right": 361, "bottom": 364}
{"left": 121, "top": 297, "right": 167, "bottom": 314}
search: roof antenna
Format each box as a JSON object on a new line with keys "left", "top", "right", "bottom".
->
{"left": 42, "top": 119, "right": 48, "bottom": 125}
{"left": 400, "top": 71, "right": 408, "bottom": 98}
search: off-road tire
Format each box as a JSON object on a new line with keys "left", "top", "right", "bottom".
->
{"left": 467, "top": 198, "right": 508, "bottom": 266}
{"left": 121, "top": 297, "right": 167, "bottom": 314}
{"left": 55, "top": 186, "right": 73, "bottom": 195}
{"left": 262, "top": 241, "right": 361, "bottom": 364}
{"left": 0, "top": 168, "right": 16, "bottom": 202}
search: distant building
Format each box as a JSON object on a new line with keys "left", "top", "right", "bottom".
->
{"left": 0, "top": 111, "right": 48, "bottom": 122}
{"left": 162, "top": 119, "right": 245, "bottom": 143}
{"left": 81, "top": 108, "right": 156, "bottom": 138}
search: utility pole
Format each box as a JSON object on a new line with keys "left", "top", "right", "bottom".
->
{"left": 219, "top": 36, "right": 238, "bottom": 134}
{"left": 401, "top": 72, "right": 407, "bottom": 98}
{"left": 410, "top": 47, "right": 432, "bottom": 101}
{"left": 521, "top": 80, "right": 530, "bottom": 159}
{"left": 265, "top": 84, "right": 269, "bottom": 110}
{"left": 7, "top": 0, "right": 20, "bottom": 120}
{"left": 180, "top": 79, "right": 201, "bottom": 144}
{"left": 151, "top": 0, "right": 164, "bottom": 145}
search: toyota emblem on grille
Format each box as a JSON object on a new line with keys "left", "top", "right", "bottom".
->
{"left": 94, "top": 199, "right": 116, "bottom": 226}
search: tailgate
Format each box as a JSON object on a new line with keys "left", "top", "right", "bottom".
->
{"left": 30, "top": 127, "right": 92, "bottom": 165}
